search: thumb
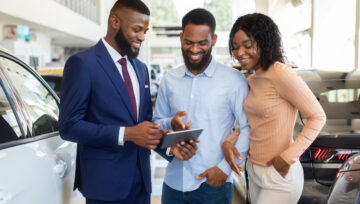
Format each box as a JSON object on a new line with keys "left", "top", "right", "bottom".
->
{"left": 196, "top": 170, "right": 207, "bottom": 180}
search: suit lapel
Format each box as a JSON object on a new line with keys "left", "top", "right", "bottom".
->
{"left": 94, "top": 40, "right": 136, "bottom": 123}
{"left": 129, "top": 58, "right": 145, "bottom": 121}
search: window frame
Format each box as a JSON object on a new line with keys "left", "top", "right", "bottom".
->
{"left": 0, "top": 50, "right": 61, "bottom": 150}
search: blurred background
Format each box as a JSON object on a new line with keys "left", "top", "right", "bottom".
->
{"left": 1, "top": 0, "right": 359, "bottom": 73}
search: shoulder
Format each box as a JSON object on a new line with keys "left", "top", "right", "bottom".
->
{"left": 269, "top": 62, "right": 298, "bottom": 80}
{"left": 165, "top": 64, "right": 186, "bottom": 78}
{"left": 66, "top": 45, "right": 96, "bottom": 66}
{"left": 215, "top": 62, "right": 247, "bottom": 84}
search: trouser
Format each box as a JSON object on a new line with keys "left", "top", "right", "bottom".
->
{"left": 246, "top": 159, "right": 304, "bottom": 204}
{"left": 162, "top": 181, "right": 233, "bottom": 204}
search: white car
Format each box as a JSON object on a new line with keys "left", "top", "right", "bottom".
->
{"left": 0, "top": 48, "right": 81, "bottom": 203}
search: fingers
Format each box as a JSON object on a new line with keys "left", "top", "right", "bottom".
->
{"left": 176, "top": 110, "right": 188, "bottom": 117}
{"left": 176, "top": 142, "right": 197, "bottom": 159}
{"left": 196, "top": 170, "right": 207, "bottom": 180}
{"left": 184, "top": 121, "right": 192, "bottom": 130}
{"left": 141, "top": 121, "right": 160, "bottom": 129}
{"left": 227, "top": 149, "right": 240, "bottom": 175}
{"left": 233, "top": 146, "right": 242, "bottom": 160}
{"left": 172, "top": 111, "right": 189, "bottom": 130}
{"left": 147, "top": 128, "right": 171, "bottom": 137}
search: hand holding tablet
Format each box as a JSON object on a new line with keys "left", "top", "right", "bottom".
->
{"left": 160, "top": 128, "right": 203, "bottom": 149}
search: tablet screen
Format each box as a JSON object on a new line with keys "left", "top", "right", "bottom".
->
{"left": 160, "top": 128, "right": 203, "bottom": 149}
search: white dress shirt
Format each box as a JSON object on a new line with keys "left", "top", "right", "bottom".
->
{"left": 101, "top": 38, "right": 139, "bottom": 146}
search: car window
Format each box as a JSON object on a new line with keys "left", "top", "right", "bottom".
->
{"left": 0, "top": 82, "right": 21, "bottom": 143}
{"left": 305, "top": 80, "right": 360, "bottom": 134}
{"left": 0, "top": 56, "right": 59, "bottom": 136}
{"left": 321, "top": 88, "right": 360, "bottom": 103}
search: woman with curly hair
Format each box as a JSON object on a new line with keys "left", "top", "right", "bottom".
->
{"left": 222, "top": 13, "right": 326, "bottom": 203}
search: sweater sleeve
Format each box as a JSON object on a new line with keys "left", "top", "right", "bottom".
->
{"left": 272, "top": 63, "right": 326, "bottom": 164}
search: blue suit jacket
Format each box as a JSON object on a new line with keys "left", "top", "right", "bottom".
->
{"left": 59, "top": 40, "right": 169, "bottom": 201}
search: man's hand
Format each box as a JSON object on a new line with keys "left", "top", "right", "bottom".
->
{"left": 196, "top": 166, "right": 228, "bottom": 187}
{"left": 124, "top": 121, "right": 171, "bottom": 149}
{"left": 222, "top": 140, "right": 242, "bottom": 175}
{"left": 267, "top": 155, "right": 290, "bottom": 178}
{"left": 170, "top": 139, "right": 199, "bottom": 160}
{"left": 171, "top": 111, "right": 192, "bottom": 131}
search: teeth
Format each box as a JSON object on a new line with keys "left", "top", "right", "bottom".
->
{"left": 133, "top": 42, "right": 141, "bottom": 49}
{"left": 190, "top": 54, "right": 201, "bottom": 60}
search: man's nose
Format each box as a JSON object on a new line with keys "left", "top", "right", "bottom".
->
{"left": 138, "top": 32, "right": 145, "bottom": 42}
{"left": 190, "top": 44, "right": 201, "bottom": 53}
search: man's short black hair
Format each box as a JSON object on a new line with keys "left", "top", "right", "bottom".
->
{"left": 182, "top": 8, "right": 216, "bottom": 35}
{"left": 111, "top": 0, "right": 150, "bottom": 15}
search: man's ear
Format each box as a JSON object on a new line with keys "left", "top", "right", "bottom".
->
{"left": 211, "top": 34, "right": 218, "bottom": 47}
{"left": 109, "top": 14, "right": 120, "bottom": 30}
{"left": 180, "top": 32, "right": 183, "bottom": 42}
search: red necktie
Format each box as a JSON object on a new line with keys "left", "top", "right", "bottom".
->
{"left": 118, "top": 58, "right": 137, "bottom": 120}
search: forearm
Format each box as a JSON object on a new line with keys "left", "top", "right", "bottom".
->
{"left": 59, "top": 119, "right": 119, "bottom": 147}
{"left": 280, "top": 111, "right": 326, "bottom": 164}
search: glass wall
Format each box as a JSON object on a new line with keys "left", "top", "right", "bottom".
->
{"left": 53, "top": 0, "right": 100, "bottom": 24}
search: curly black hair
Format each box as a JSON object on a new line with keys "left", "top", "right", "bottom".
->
{"left": 228, "top": 13, "right": 285, "bottom": 71}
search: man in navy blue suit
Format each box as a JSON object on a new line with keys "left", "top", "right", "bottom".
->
{"left": 59, "top": 0, "right": 197, "bottom": 203}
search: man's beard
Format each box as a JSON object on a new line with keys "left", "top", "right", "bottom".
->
{"left": 181, "top": 47, "right": 212, "bottom": 71}
{"left": 115, "top": 28, "right": 139, "bottom": 58}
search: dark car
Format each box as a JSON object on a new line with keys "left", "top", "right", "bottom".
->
{"left": 327, "top": 153, "right": 360, "bottom": 204}
{"left": 295, "top": 69, "right": 360, "bottom": 203}
{"left": 41, "top": 74, "right": 62, "bottom": 97}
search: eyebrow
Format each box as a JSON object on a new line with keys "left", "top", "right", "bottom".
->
{"left": 184, "top": 39, "right": 209, "bottom": 43}
{"left": 242, "top": 39, "right": 252, "bottom": 44}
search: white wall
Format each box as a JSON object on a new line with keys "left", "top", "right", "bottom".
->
{"left": 0, "top": 0, "right": 103, "bottom": 43}
{"left": 12, "top": 31, "right": 52, "bottom": 68}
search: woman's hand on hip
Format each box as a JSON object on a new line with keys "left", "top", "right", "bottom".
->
{"left": 268, "top": 155, "right": 290, "bottom": 178}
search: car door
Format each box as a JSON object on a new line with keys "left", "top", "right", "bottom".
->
{"left": 299, "top": 77, "right": 360, "bottom": 185}
{"left": 0, "top": 53, "right": 78, "bottom": 204}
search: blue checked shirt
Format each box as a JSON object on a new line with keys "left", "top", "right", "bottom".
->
{"left": 153, "top": 58, "right": 250, "bottom": 192}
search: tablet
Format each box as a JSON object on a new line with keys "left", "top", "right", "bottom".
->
{"left": 160, "top": 128, "right": 203, "bottom": 149}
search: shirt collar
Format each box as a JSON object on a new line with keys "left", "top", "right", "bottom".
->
{"left": 101, "top": 38, "right": 128, "bottom": 63}
{"left": 182, "top": 57, "right": 216, "bottom": 78}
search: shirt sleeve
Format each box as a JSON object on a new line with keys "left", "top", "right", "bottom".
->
{"left": 118, "top": 127, "right": 124, "bottom": 146}
{"left": 153, "top": 75, "right": 173, "bottom": 130}
{"left": 273, "top": 64, "right": 326, "bottom": 164}
{"left": 217, "top": 73, "right": 250, "bottom": 175}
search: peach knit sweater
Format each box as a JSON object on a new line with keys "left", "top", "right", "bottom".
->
{"left": 244, "top": 62, "right": 326, "bottom": 166}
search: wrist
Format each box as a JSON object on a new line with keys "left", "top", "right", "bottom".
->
{"left": 124, "top": 126, "right": 133, "bottom": 142}
{"left": 274, "top": 156, "right": 289, "bottom": 170}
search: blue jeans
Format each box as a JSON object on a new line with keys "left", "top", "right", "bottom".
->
{"left": 162, "top": 182, "right": 233, "bottom": 204}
